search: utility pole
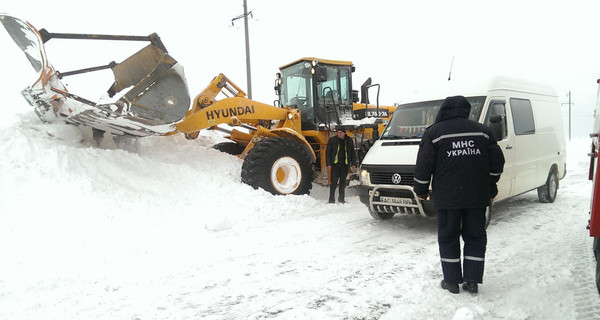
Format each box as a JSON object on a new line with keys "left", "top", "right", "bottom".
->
{"left": 568, "top": 90, "right": 571, "bottom": 141}
{"left": 561, "top": 91, "right": 573, "bottom": 141}
{"left": 231, "top": 1, "right": 253, "bottom": 99}
{"left": 243, "top": 0, "right": 252, "bottom": 99}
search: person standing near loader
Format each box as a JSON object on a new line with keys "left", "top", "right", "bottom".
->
{"left": 413, "top": 96, "right": 505, "bottom": 294}
{"left": 326, "top": 127, "right": 356, "bottom": 204}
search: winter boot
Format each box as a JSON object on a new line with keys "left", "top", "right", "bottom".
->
{"left": 440, "top": 280, "right": 459, "bottom": 294}
{"left": 462, "top": 281, "right": 478, "bottom": 294}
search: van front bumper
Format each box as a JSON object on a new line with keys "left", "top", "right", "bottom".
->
{"left": 358, "top": 184, "right": 433, "bottom": 217}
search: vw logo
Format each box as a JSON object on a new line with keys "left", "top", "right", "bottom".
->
{"left": 391, "top": 173, "right": 402, "bottom": 184}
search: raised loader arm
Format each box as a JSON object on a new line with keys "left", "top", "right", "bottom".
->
{"left": 2, "top": 15, "right": 318, "bottom": 196}
{"left": 175, "top": 74, "right": 301, "bottom": 136}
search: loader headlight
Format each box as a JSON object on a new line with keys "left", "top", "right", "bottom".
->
{"left": 360, "top": 169, "right": 371, "bottom": 185}
{"left": 288, "top": 113, "right": 294, "bottom": 120}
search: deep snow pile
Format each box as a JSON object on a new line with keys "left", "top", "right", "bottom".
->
{"left": 1, "top": 108, "right": 600, "bottom": 320}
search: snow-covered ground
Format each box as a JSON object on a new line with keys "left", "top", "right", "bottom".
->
{"left": 1, "top": 106, "right": 600, "bottom": 320}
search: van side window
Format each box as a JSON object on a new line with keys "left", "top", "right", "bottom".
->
{"left": 484, "top": 100, "right": 507, "bottom": 140}
{"left": 510, "top": 98, "right": 535, "bottom": 135}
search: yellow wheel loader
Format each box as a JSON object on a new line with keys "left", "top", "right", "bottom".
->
{"left": 1, "top": 15, "right": 395, "bottom": 195}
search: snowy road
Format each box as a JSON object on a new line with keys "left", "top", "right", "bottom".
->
{"left": 1, "top": 113, "right": 600, "bottom": 319}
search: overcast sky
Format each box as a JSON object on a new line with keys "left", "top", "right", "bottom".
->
{"left": 2, "top": 0, "right": 599, "bottom": 137}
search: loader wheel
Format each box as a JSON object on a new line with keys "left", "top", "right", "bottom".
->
{"left": 212, "top": 141, "right": 245, "bottom": 155}
{"left": 241, "top": 137, "right": 313, "bottom": 195}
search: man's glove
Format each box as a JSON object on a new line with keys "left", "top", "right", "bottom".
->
{"left": 490, "top": 183, "right": 498, "bottom": 199}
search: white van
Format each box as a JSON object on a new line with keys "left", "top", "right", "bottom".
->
{"left": 358, "top": 76, "right": 567, "bottom": 222}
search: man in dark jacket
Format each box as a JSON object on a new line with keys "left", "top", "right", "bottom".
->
{"left": 413, "top": 96, "right": 505, "bottom": 294}
{"left": 326, "top": 127, "right": 357, "bottom": 203}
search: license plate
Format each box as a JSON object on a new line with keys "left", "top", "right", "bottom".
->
{"left": 380, "top": 196, "right": 413, "bottom": 205}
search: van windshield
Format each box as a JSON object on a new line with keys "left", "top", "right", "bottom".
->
{"left": 381, "top": 96, "right": 486, "bottom": 139}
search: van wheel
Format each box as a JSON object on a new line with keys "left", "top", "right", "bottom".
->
{"left": 241, "top": 137, "right": 313, "bottom": 195}
{"left": 368, "top": 209, "right": 395, "bottom": 220}
{"left": 537, "top": 169, "right": 558, "bottom": 203}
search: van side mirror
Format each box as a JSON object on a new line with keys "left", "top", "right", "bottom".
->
{"left": 489, "top": 114, "right": 502, "bottom": 123}
{"left": 489, "top": 114, "right": 505, "bottom": 141}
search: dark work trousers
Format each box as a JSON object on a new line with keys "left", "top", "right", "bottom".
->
{"left": 437, "top": 207, "right": 487, "bottom": 284}
{"left": 329, "top": 163, "right": 349, "bottom": 202}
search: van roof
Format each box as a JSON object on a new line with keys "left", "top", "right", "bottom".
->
{"left": 399, "top": 75, "right": 558, "bottom": 104}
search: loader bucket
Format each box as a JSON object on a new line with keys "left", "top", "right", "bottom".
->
{"left": 0, "top": 14, "right": 44, "bottom": 72}
{"left": 0, "top": 14, "right": 191, "bottom": 136}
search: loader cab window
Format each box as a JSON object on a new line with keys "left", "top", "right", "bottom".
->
{"left": 279, "top": 62, "right": 315, "bottom": 123}
{"left": 316, "top": 66, "right": 352, "bottom": 125}
{"left": 339, "top": 68, "right": 351, "bottom": 105}
{"left": 316, "top": 66, "right": 351, "bottom": 106}
{"left": 317, "top": 67, "right": 340, "bottom": 106}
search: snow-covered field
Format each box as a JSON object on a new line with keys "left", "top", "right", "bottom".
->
{"left": 1, "top": 109, "right": 600, "bottom": 320}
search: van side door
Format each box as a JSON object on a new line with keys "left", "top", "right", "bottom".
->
{"left": 508, "top": 98, "right": 538, "bottom": 194}
{"left": 484, "top": 99, "right": 515, "bottom": 200}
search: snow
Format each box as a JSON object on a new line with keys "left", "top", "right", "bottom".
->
{"left": 1, "top": 3, "right": 599, "bottom": 318}
{"left": 2, "top": 108, "right": 600, "bottom": 319}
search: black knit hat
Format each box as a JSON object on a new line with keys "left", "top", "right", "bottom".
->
{"left": 335, "top": 126, "right": 346, "bottom": 133}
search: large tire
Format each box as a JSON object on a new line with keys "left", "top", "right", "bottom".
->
{"left": 537, "top": 169, "right": 559, "bottom": 203}
{"left": 213, "top": 141, "right": 245, "bottom": 155}
{"left": 368, "top": 209, "right": 395, "bottom": 220}
{"left": 241, "top": 137, "right": 313, "bottom": 195}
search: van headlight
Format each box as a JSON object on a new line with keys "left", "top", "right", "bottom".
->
{"left": 360, "top": 169, "right": 371, "bottom": 185}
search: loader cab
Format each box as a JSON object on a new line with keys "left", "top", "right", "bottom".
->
{"left": 276, "top": 58, "right": 355, "bottom": 131}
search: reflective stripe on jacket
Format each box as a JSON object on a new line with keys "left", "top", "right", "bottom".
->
{"left": 414, "top": 117, "right": 505, "bottom": 208}
{"left": 326, "top": 136, "right": 356, "bottom": 167}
